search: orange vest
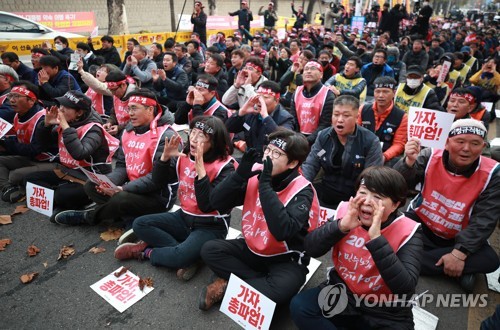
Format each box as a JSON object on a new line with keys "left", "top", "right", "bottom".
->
{"left": 86, "top": 88, "right": 105, "bottom": 115}
{"left": 58, "top": 123, "right": 119, "bottom": 169}
{"left": 470, "top": 108, "right": 487, "bottom": 123}
{"left": 294, "top": 85, "right": 329, "bottom": 135}
{"left": 332, "top": 202, "right": 420, "bottom": 297}
{"left": 113, "top": 96, "right": 130, "bottom": 126}
{"left": 242, "top": 166, "right": 320, "bottom": 256}
{"left": 176, "top": 156, "right": 235, "bottom": 217}
{"left": 121, "top": 124, "right": 175, "bottom": 181}
{"left": 414, "top": 149, "right": 499, "bottom": 239}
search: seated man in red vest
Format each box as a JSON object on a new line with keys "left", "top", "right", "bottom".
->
{"left": 394, "top": 119, "right": 500, "bottom": 292}
{"left": 290, "top": 166, "right": 422, "bottom": 329}
{"left": 0, "top": 81, "right": 58, "bottom": 203}
{"left": 446, "top": 87, "right": 490, "bottom": 131}
{"left": 290, "top": 60, "right": 335, "bottom": 145}
{"left": 198, "top": 129, "right": 320, "bottom": 311}
{"left": 54, "top": 89, "right": 178, "bottom": 227}
{"left": 357, "top": 77, "right": 408, "bottom": 167}
{"left": 103, "top": 71, "right": 138, "bottom": 136}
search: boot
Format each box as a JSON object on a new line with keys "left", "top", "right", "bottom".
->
{"left": 198, "top": 277, "right": 228, "bottom": 311}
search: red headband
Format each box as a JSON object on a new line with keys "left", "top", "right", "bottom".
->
{"left": 1, "top": 74, "right": 15, "bottom": 83}
{"left": 31, "top": 52, "right": 44, "bottom": 58}
{"left": 245, "top": 62, "right": 263, "bottom": 73}
{"left": 106, "top": 79, "right": 127, "bottom": 89}
{"left": 128, "top": 95, "right": 157, "bottom": 107}
{"left": 304, "top": 61, "right": 323, "bottom": 72}
{"left": 10, "top": 86, "right": 36, "bottom": 100}
{"left": 256, "top": 86, "right": 279, "bottom": 99}
{"left": 450, "top": 92, "right": 475, "bottom": 104}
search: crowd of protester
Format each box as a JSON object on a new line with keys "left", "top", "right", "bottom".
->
{"left": 0, "top": 1, "right": 499, "bottom": 328}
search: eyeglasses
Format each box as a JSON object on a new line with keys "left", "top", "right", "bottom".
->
{"left": 189, "top": 129, "right": 209, "bottom": 142}
{"left": 7, "top": 94, "right": 30, "bottom": 101}
{"left": 263, "top": 146, "right": 286, "bottom": 159}
{"left": 127, "top": 105, "right": 148, "bottom": 113}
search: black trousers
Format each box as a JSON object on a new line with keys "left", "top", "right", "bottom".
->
{"left": 84, "top": 181, "right": 166, "bottom": 226}
{"left": 201, "top": 238, "right": 308, "bottom": 305}
{"left": 24, "top": 171, "right": 90, "bottom": 210}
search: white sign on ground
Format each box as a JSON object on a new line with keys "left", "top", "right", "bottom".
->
{"left": 26, "top": 182, "right": 54, "bottom": 217}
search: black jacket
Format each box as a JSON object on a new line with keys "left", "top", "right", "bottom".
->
{"left": 89, "top": 45, "right": 122, "bottom": 67}
{"left": 402, "top": 83, "right": 444, "bottom": 112}
{"left": 191, "top": 11, "right": 207, "bottom": 45}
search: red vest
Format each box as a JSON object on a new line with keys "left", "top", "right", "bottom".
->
{"left": 0, "top": 94, "right": 7, "bottom": 104}
{"left": 176, "top": 156, "right": 235, "bottom": 217}
{"left": 14, "top": 111, "right": 52, "bottom": 161}
{"left": 86, "top": 88, "right": 105, "bottom": 115}
{"left": 333, "top": 202, "right": 420, "bottom": 298}
{"left": 121, "top": 124, "right": 175, "bottom": 181}
{"left": 58, "top": 123, "right": 119, "bottom": 169}
{"left": 242, "top": 166, "right": 320, "bottom": 256}
{"left": 414, "top": 149, "right": 499, "bottom": 239}
{"left": 294, "top": 85, "right": 329, "bottom": 135}
{"left": 113, "top": 96, "right": 130, "bottom": 126}
{"left": 187, "top": 98, "right": 232, "bottom": 122}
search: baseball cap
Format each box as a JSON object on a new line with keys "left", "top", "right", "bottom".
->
{"left": 55, "top": 91, "right": 91, "bottom": 112}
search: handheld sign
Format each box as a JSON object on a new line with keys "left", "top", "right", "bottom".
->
{"left": 68, "top": 53, "right": 81, "bottom": 71}
{"left": 79, "top": 167, "right": 118, "bottom": 190}
{"left": 481, "top": 102, "right": 493, "bottom": 113}
{"left": 90, "top": 267, "right": 154, "bottom": 313}
{"left": 26, "top": 182, "right": 54, "bottom": 217}
{"left": 90, "top": 26, "right": 99, "bottom": 38}
{"left": 220, "top": 274, "right": 276, "bottom": 330}
{"left": 408, "top": 107, "right": 454, "bottom": 149}
{"left": 437, "top": 61, "right": 451, "bottom": 84}
{"left": 0, "top": 117, "right": 13, "bottom": 138}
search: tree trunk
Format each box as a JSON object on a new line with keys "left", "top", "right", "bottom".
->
{"left": 170, "top": 0, "right": 176, "bottom": 32}
{"left": 107, "top": 0, "right": 129, "bottom": 34}
{"left": 306, "top": 0, "right": 318, "bottom": 24}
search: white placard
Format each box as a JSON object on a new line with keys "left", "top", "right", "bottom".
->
{"left": 486, "top": 266, "right": 500, "bottom": 293}
{"left": 413, "top": 305, "right": 439, "bottom": 330}
{"left": 300, "top": 257, "right": 321, "bottom": 292}
{"left": 68, "top": 53, "right": 81, "bottom": 71}
{"left": 90, "top": 26, "right": 99, "bottom": 38}
{"left": 437, "top": 61, "right": 451, "bottom": 84}
{"left": 481, "top": 102, "right": 494, "bottom": 113}
{"left": 318, "top": 206, "right": 336, "bottom": 227}
{"left": 171, "top": 124, "right": 189, "bottom": 132}
{"left": 490, "top": 138, "right": 500, "bottom": 147}
{"left": 442, "top": 22, "right": 451, "bottom": 30}
{"left": 26, "top": 182, "right": 54, "bottom": 217}
{"left": 408, "top": 107, "right": 455, "bottom": 149}
{"left": 90, "top": 267, "right": 154, "bottom": 313}
{"left": 0, "top": 117, "right": 13, "bottom": 138}
{"left": 496, "top": 109, "right": 500, "bottom": 118}
{"left": 277, "top": 28, "right": 286, "bottom": 41}
{"left": 79, "top": 167, "right": 118, "bottom": 190}
{"left": 220, "top": 274, "right": 276, "bottom": 330}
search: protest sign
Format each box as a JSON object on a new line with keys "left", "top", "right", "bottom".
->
{"left": 26, "top": 182, "right": 54, "bottom": 217}
{"left": 90, "top": 267, "right": 154, "bottom": 313}
{"left": 408, "top": 107, "right": 454, "bottom": 149}
{"left": 79, "top": 167, "right": 118, "bottom": 190}
{"left": 0, "top": 117, "right": 13, "bottom": 139}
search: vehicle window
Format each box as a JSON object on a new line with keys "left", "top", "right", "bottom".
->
{"left": 0, "top": 14, "right": 41, "bottom": 33}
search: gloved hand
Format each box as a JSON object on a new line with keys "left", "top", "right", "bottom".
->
{"left": 236, "top": 148, "right": 262, "bottom": 180}
{"left": 259, "top": 155, "right": 273, "bottom": 185}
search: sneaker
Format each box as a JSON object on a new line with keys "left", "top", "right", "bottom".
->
{"left": 118, "top": 228, "right": 138, "bottom": 245}
{"left": 198, "top": 277, "right": 228, "bottom": 311}
{"left": 1, "top": 186, "right": 25, "bottom": 203}
{"left": 114, "top": 241, "right": 148, "bottom": 260}
{"left": 177, "top": 260, "right": 203, "bottom": 281}
{"left": 53, "top": 210, "right": 90, "bottom": 226}
{"left": 49, "top": 208, "right": 63, "bottom": 224}
{"left": 459, "top": 273, "right": 477, "bottom": 293}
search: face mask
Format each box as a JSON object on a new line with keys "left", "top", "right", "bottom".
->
{"left": 320, "top": 60, "right": 330, "bottom": 67}
{"left": 387, "top": 55, "right": 396, "bottom": 64}
{"left": 55, "top": 44, "right": 63, "bottom": 51}
{"left": 406, "top": 79, "right": 421, "bottom": 89}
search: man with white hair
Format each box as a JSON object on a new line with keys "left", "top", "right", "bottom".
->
{"left": 0, "top": 64, "right": 19, "bottom": 124}
{"left": 394, "top": 119, "right": 500, "bottom": 293}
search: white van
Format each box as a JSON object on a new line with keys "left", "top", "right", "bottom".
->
{"left": 0, "top": 11, "right": 83, "bottom": 40}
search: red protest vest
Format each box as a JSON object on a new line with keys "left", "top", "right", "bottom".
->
{"left": 86, "top": 88, "right": 105, "bottom": 115}
{"left": 414, "top": 149, "right": 499, "bottom": 239}
{"left": 187, "top": 98, "right": 232, "bottom": 122}
{"left": 332, "top": 202, "right": 420, "bottom": 298}
{"left": 176, "top": 155, "right": 235, "bottom": 217}
{"left": 294, "top": 85, "right": 329, "bottom": 135}
{"left": 121, "top": 124, "right": 175, "bottom": 181}
{"left": 0, "top": 94, "right": 7, "bottom": 104}
{"left": 113, "top": 96, "right": 130, "bottom": 126}
{"left": 58, "top": 123, "right": 119, "bottom": 169}
{"left": 14, "top": 111, "right": 53, "bottom": 161}
{"left": 242, "top": 165, "right": 320, "bottom": 256}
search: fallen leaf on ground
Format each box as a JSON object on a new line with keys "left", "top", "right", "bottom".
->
{"left": 100, "top": 228, "right": 124, "bottom": 241}
{"left": 27, "top": 245, "right": 40, "bottom": 257}
{"left": 20, "top": 272, "right": 38, "bottom": 284}
{"left": 139, "top": 277, "right": 154, "bottom": 291}
{"left": 0, "top": 215, "right": 12, "bottom": 225}
{"left": 57, "top": 245, "right": 75, "bottom": 260}
{"left": 89, "top": 247, "right": 106, "bottom": 254}
{"left": 114, "top": 267, "right": 128, "bottom": 277}
{"left": 43, "top": 261, "right": 48, "bottom": 268}
{"left": 0, "top": 238, "right": 12, "bottom": 251}
{"left": 11, "top": 205, "right": 29, "bottom": 216}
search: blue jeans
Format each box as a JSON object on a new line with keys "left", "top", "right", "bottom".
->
{"left": 290, "top": 287, "right": 337, "bottom": 330}
{"left": 133, "top": 209, "right": 226, "bottom": 268}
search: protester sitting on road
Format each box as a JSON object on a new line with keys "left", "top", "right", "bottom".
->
{"left": 361, "top": 49, "right": 394, "bottom": 101}
{"left": 114, "top": 116, "right": 236, "bottom": 281}
{"left": 25, "top": 91, "right": 118, "bottom": 218}
{"left": 87, "top": 35, "right": 122, "bottom": 68}
{"left": 1, "top": 52, "right": 36, "bottom": 84}
{"left": 199, "top": 129, "right": 320, "bottom": 311}
{"left": 301, "top": 95, "right": 383, "bottom": 208}
{"left": 394, "top": 119, "right": 500, "bottom": 292}
{"left": 290, "top": 166, "right": 423, "bottom": 329}
{"left": 446, "top": 87, "right": 490, "bottom": 131}
{"left": 325, "top": 56, "right": 367, "bottom": 104}
{"left": 0, "top": 64, "right": 19, "bottom": 124}
{"left": 77, "top": 61, "right": 116, "bottom": 117}
{"left": 122, "top": 45, "right": 157, "bottom": 90}
{"left": 0, "top": 81, "right": 58, "bottom": 203}
{"left": 30, "top": 48, "right": 49, "bottom": 74}
{"left": 42, "top": 36, "right": 74, "bottom": 71}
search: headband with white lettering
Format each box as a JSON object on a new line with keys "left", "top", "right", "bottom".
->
{"left": 450, "top": 92, "right": 476, "bottom": 104}
{"left": 269, "top": 138, "right": 287, "bottom": 152}
{"left": 449, "top": 126, "right": 487, "bottom": 139}
{"left": 374, "top": 82, "right": 396, "bottom": 90}
{"left": 194, "top": 121, "right": 214, "bottom": 135}
{"left": 10, "top": 86, "right": 36, "bottom": 100}
{"left": 256, "top": 86, "right": 279, "bottom": 99}
{"left": 106, "top": 79, "right": 127, "bottom": 89}
{"left": 128, "top": 95, "right": 157, "bottom": 107}
{"left": 304, "top": 61, "right": 323, "bottom": 72}
{"left": 196, "top": 80, "right": 215, "bottom": 91}
{"left": 245, "top": 62, "right": 263, "bottom": 73}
